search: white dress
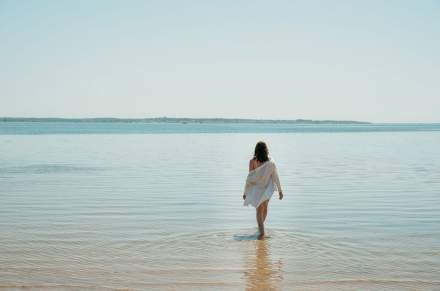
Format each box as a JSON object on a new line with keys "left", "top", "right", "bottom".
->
{"left": 243, "top": 159, "right": 283, "bottom": 208}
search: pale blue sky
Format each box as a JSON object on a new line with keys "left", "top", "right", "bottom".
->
{"left": 1, "top": 0, "right": 439, "bottom": 122}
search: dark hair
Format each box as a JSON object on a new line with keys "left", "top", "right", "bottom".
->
{"left": 254, "top": 141, "right": 269, "bottom": 163}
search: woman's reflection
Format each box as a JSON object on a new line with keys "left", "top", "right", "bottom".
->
{"left": 245, "top": 239, "right": 282, "bottom": 291}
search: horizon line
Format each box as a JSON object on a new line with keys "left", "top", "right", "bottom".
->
{"left": 1, "top": 116, "right": 439, "bottom": 124}
{"left": 1, "top": 116, "right": 374, "bottom": 124}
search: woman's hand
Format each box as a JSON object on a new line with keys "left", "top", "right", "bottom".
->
{"left": 279, "top": 191, "right": 283, "bottom": 200}
{"left": 243, "top": 194, "right": 246, "bottom": 200}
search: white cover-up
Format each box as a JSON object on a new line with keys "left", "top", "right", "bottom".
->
{"left": 243, "top": 159, "right": 283, "bottom": 208}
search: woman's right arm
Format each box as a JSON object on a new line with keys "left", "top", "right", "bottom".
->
{"left": 244, "top": 159, "right": 254, "bottom": 200}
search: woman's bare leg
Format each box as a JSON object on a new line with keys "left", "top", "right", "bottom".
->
{"left": 256, "top": 202, "right": 266, "bottom": 240}
{"left": 256, "top": 200, "right": 269, "bottom": 240}
{"left": 262, "top": 200, "right": 269, "bottom": 222}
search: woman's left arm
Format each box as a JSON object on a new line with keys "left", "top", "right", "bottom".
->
{"left": 273, "top": 164, "right": 283, "bottom": 200}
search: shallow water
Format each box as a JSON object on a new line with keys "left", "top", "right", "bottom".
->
{"left": 1, "top": 129, "right": 440, "bottom": 290}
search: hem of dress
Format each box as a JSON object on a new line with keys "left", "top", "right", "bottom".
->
{"left": 243, "top": 197, "right": 270, "bottom": 209}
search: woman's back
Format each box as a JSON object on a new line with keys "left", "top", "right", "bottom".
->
{"left": 249, "top": 158, "right": 265, "bottom": 172}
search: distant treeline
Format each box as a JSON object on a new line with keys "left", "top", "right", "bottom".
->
{"left": 0, "top": 117, "right": 371, "bottom": 124}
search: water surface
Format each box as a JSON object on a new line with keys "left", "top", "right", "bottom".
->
{"left": 1, "top": 124, "right": 440, "bottom": 290}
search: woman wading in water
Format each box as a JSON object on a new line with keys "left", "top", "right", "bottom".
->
{"left": 243, "top": 141, "right": 283, "bottom": 240}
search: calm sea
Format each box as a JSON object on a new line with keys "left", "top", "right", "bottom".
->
{"left": 1, "top": 122, "right": 440, "bottom": 290}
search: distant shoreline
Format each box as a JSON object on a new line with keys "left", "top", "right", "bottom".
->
{"left": 0, "top": 117, "right": 371, "bottom": 124}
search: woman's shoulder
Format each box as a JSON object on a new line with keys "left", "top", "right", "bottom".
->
{"left": 249, "top": 158, "right": 275, "bottom": 169}
{"left": 268, "top": 158, "right": 276, "bottom": 167}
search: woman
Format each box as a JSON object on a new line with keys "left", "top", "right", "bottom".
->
{"left": 243, "top": 141, "right": 283, "bottom": 240}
